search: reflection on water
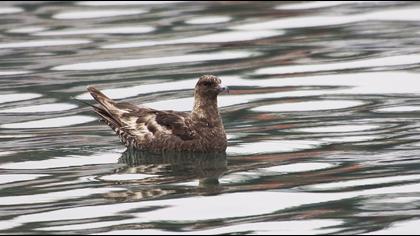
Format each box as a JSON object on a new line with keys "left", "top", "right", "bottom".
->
{"left": 52, "top": 51, "right": 255, "bottom": 70}
{"left": 34, "top": 26, "right": 156, "bottom": 36}
{"left": 0, "top": 39, "right": 91, "bottom": 49}
{"left": 102, "top": 30, "right": 284, "bottom": 48}
{"left": 2, "top": 1, "right": 420, "bottom": 234}
{"left": 117, "top": 149, "right": 227, "bottom": 188}
{"left": 52, "top": 9, "right": 148, "bottom": 20}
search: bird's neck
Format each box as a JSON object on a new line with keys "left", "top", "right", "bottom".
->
{"left": 191, "top": 95, "right": 222, "bottom": 127}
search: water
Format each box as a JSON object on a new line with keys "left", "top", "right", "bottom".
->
{"left": 1, "top": 1, "right": 420, "bottom": 234}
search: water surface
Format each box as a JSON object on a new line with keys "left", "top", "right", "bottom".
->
{"left": 1, "top": 1, "right": 420, "bottom": 234}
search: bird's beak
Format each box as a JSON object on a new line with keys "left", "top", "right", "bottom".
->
{"left": 217, "top": 85, "right": 229, "bottom": 94}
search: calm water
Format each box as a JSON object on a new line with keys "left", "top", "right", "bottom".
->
{"left": 1, "top": 1, "right": 420, "bottom": 234}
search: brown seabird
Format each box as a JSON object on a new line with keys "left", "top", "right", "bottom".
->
{"left": 87, "top": 75, "right": 228, "bottom": 153}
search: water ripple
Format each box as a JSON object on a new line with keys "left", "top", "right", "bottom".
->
{"left": 0, "top": 151, "right": 121, "bottom": 170}
{"left": 0, "top": 187, "right": 122, "bottom": 206}
{"left": 0, "top": 7, "right": 23, "bottom": 14}
{"left": 252, "top": 100, "right": 364, "bottom": 112}
{"left": 8, "top": 26, "right": 47, "bottom": 34}
{"left": 0, "top": 174, "right": 48, "bottom": 185}
{"left": 0, "top": 93, "right": 42, "bottom": 104}
{"left": 53, "top": 9, "right": 148, "bottom": 19}
{"left": 304, "top": 174, "right": 420, "bottom": 191}
{"left": 103, "top": 30, "right": 283, "bottom": 48}
{"left": 95, "top": 219, "right": 342, "bottom": 235}
{"left": 185, "top": 16, "right": 232, "bottom": 24}
{"left": 34, "top": 26, "right": 155, "bottom": 36}
{"left": 52, "top": 51, "right": 257, "bottom": 71}
{"left": 228, "top": 140, "right": 323, "bottom": 155}
{"left": 2, "top": 1, "right": 420, "bottom": 234}
{"left": 276, "top": 1, "right": 364, "bottom": 10}
{"left": 77, "top": 1, "right": 185, "bottom": 6}
{"left": 0, "top": 39, "right": 91, "bottom": 49}
{"left": 296, "top": 124, "right": 380, "bottom": 133}
{"left": 0, "top": 103, "right": 77, "bottom": 113}
{"left": 255, "top": 54, "right": 420, "bottom": 75}
{"left": 1, "top": 115, "right": 96, "bottom": 129}
{"left": 232, "top": 7, "right": 420, "bottom": 30}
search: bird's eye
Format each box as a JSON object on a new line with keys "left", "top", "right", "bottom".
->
{"left": 203, "top": 81, "right": 212, "bottom": 87}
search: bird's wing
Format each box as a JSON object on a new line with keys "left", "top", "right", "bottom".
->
{"left": 87, "top": 86, "right": 151, "bottom": 144}
{"left": 154, "top": 111, "right": 195, "bottom": 140}
{"left": 87, "top": 86, "right": 195, "bottom": 146}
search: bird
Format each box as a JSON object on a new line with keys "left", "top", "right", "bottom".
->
{"left": 86, "top": 75, "right": 228, "bottom": 153}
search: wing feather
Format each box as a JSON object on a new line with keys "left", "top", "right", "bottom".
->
{"left": 87, "top": 86, "right": 195, "bottom": 148}
{"left": 155, "top": 111, "right": 195, "bottom": 140}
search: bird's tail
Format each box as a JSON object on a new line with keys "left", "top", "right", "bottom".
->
{"left": 87, "top": 86, "right": 116, "bottom": 112}
{"left": 86, "top": 86, "right": 123, "bottom": 129}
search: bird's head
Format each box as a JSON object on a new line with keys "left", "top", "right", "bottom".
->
{"left": 194, "top": 75, "right": 228, "bottom": 99}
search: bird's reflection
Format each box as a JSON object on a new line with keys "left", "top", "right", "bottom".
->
{"left": 116, "top": 148, "right": 227, "bottom": 188}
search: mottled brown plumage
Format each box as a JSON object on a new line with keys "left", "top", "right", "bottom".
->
{"left": 87, "top": 75, "right": 228, "bottom": 153}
